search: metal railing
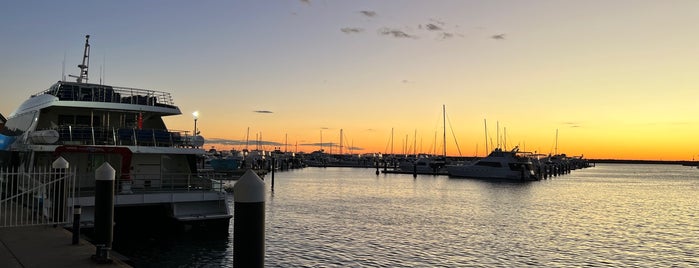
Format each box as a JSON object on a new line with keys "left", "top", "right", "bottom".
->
{"left": 0, "top": 166, "right": 76, "bottom": 228}
{"left": 71, "top": 172, "right": 226, "bottom": 197}
{"left": 37, "top": 126, "right": 194, "bottom": 147}
{"left": 37, "top": 82, "right": 176, "bottom": 107}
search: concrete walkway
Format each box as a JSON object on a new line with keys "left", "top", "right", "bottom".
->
{"left": 0, "top": 225, "right": 130, "bottom": 267}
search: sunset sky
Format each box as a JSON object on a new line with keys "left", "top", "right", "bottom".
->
{"left": 1, "top": 1, "right": 698, "bottom": 160}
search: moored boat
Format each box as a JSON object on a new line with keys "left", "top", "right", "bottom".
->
{"left": 0, "top": 35, "right": 231, "bottom": 231}
{"left": 398, "top": 154, "right": 447, "bottom": 174}
{"left": 446, "top": 147, "right": 537, "bottom": 181}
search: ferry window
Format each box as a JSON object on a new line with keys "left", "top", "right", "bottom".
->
{"left": 475, "top": 161, "right": 501, "bottom": 167}
{"left": 4, "top": 111, "right": 36, "bottom": 133}
{"left": 76, "top": 115, "right": 90, "bottom": 126}
{"left": 58, "top": 85, "right": 78, "bottom": 100}
{"left": 79, "top": 87, "right": 93, "bottom": 101}
{"left": 58, "top": 115, "right": 74, "bottom": 125}
{"left": 92, "top": 116, "right": 101, "bottom": 126}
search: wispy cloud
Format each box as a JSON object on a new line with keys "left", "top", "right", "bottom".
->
{"left": 206, "top": 138, "right": 247, "bottom": 146}
{"left": 341, "top": 27, "right": 364, "bottom": 34}
{"left": 491, "top": 34, "right": 506, "bottom": 40}
{"left": 438, "top": 32, "right": 454, "bottom": 39}
{"left": 424, "top": 23, "right": 442, "bottom": 31}
{"left": 359, "top": 10, "right": 377, "bottom": 18}
{"left": 254, "top": 110, "right": 273, "bottom": 114}
{"left": 378, "top": 28, "right": 417, "bottom": 39}
{"left": 207, "top": 138, "right": 284, "bottom": 147}
{"left": 302, "top": 142, "right": 338, "bottom": 147}
{"left": 562, "top": 122, "right": 582, "bottom": 128}
{"left": 299, "top": 0, "right": 311, "bottom": 5}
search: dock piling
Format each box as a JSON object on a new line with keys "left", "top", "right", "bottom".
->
{"left": 92, "top": 162, "right": 115, "bottom": 264}
{"left": 233, "top": 169, "right": 266, "bottom": 268}
{"left": 51, "top": 157, "right": 69, "bottom": 224}
{"left": 72, "top": 205, "right": 81, "bottom": 245}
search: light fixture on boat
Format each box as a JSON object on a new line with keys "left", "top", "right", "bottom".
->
{"left": 192, "top": 111, "right": 199, "bottom": 136}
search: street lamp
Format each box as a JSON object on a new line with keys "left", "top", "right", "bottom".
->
{"left": 192, "top": 111, "right": 199, "bottom": 136}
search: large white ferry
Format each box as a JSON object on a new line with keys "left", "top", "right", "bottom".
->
{"left": 0, "top": 36, "right": 231, "bottom": 230}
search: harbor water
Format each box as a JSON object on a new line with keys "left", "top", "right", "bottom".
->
{"left": 115, "top": 164, "right": 699, "bottom": 267}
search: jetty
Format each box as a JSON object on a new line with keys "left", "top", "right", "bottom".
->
{"left": 0, "top": 225, "right": 131, "bottom": 267}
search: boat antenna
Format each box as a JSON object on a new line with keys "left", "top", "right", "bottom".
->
{"left": 61, "top": 50, "right": 66, "bottom": 81}
{"left": 69, "top": 35, "right": 91, "bottom": 83}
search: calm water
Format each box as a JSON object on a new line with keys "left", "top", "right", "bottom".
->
{"left": 117, "top": 164, "right": 699, "bottom": 267}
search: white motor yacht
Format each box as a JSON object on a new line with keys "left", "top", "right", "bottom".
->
{"left": 446, "top": 147, "right": 537, "bottom": 181}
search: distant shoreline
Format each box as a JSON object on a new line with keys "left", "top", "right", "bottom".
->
{"left": 590, "top": 159, "right": 698, "bottom": 166}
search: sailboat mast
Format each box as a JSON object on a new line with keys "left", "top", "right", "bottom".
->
{"left": 496, "top": 121, "right": 500, "bottom": 149}
{"left": 245, "top": 127, "right": 250, "bottom": 151}
{"left": 484, "top": 119, "right": 488, "bottom": 155}
{"left": 555, "top": 129, "right": 559, "bottom": 155}
{"left": 340, "top": 129, "right": 343, "bottom": 155}
{"left": 504, "top": 127, "right": 507, "bottom": 151}
{"left": 413, "top": 129, "right": 417, "bottom": 156}
{"left": 391, "top": 128, "right": 394, "bottom": 157}
{"left": 442, "top": 105, "right": 447, "bottom": 158}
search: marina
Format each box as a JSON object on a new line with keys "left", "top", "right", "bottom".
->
{"left": 2, "top": 2, "right": 699, "bottom": 266}
{"left": 114, "top": 164, "right": 698, "bottom": 267}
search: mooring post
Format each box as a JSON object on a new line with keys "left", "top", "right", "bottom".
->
{"left": 51, "top": 157, "right": 69, "bottom": 224}
{"left": 271, "top": 157, "right": 275, "bottom": 191}
{"left": 92, "top": 162, "right": 115, "bottom": 264}
{"left": 413, "top": 163, "right": 417, "bottom": 178}
{"left": 72, "top": 205, "right": 81, "bottom": 245}
{"left": 233, "top": 169, "right": 265, "bottom": 268}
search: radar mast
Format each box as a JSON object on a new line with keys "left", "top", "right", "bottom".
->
{"left": 69, "top": 35, "right": 90, "bottom": 83}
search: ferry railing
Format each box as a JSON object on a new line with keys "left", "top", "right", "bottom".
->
{"left": 72, "top": 172, "right": 226, "bottom": 198}
{"left": 39, "top": 83, "right": 176, "bottom": 107}
{"left": 43, "top": 126, "right": 194, "bottom": 148}
{"left": 0, "top": 166, "right": 76, "bottom": 228}
{"left": 126, "top": 172, "right": 226, "bottom": 193}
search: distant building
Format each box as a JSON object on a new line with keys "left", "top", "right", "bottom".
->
{"left": 0, "top": 113, "right": 5, "bottom": 129}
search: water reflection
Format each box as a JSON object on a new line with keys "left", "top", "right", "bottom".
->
{"left": 116, "top": 165, "right": 699, "bottom": 267}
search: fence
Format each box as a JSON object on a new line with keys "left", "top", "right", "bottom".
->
{"left": 0, "top": 165, "right": 76, "bottom": 228}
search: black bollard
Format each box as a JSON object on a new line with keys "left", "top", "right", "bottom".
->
{"left": 413, "top": 163, "right": 417, "bottom": 178}
{"left": 375, "top": 161, "right": 380, "bottom": 175}
{"left": 233, "top": 170, "right": 265, "bottom": 268}
{"left": 271, "top": 157, "right": 275, "bottom": 191}
{"left": 51, "top": 157, "right": 69, "bottom": 223}
{"left": 92, "top": 163, "right": 115, "bottom": 264}
{"left": 72, "top": 205, "right": 81, "bottom": 245}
